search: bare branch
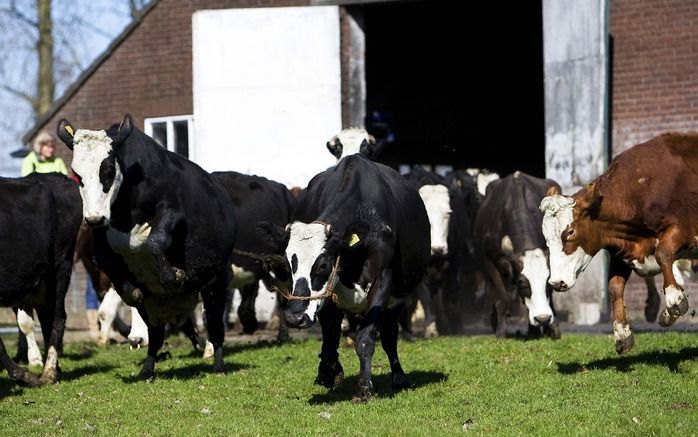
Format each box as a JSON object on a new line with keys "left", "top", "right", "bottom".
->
{"left": 0, "top": 83, "right": 36, "bottom": 105}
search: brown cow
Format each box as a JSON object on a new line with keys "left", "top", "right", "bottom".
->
{"left": 540, "top": 133, "right": 698, "bottom": 354}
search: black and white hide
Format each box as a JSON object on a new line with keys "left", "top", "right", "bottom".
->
{"left": 474, "top": 171, "right": 561, "bottom": 339}
{"left": 57, "top": 114, "right": 237, "bottom": 379}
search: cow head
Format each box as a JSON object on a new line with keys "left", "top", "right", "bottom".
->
{"left": 278, "top": 222, "right": 336, "bottom": 328}
{"left": 418, "top": 184, "right": 451, "bottom": 256}
{"left": 326, "top": 128, "right": 377, "bottom": 162}
{"left": 518, "top": 248, "right": 554, "bottom": 326}
{"left": 57, "top": 114, "right": 133, "bottom": 227}
{"left": 540, "top": 185, "right": 601, "bottom": 291}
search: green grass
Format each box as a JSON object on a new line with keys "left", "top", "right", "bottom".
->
{"left": 0, "top": 332, "right": 696, "bottom": 436}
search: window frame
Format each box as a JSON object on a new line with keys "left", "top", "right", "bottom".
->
{"left": 143, "top": 114, "right": 195, "bottom": 159}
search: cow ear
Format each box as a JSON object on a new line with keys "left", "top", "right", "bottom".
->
{"left": 114, "top": 113, "right": 134, "bottom": 146}
{"left": 256, "top": 221, "right": 290, "bottom": 252}
{"left": 546, "top": 184, "right": 561, "bottom": 196}
{"left": 57, "top": 119, "right": 75, "bottom": 150}
{"left": 326, "top": 136, "right": 343, "bottom": 159}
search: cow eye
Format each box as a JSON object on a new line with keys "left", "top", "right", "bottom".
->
{"left": 568, "top": 228, "right": 575, "bottom": 238}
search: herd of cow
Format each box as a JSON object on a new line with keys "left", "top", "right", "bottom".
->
{"left": 0, "top": 113, "right": 695, "bottom": 402}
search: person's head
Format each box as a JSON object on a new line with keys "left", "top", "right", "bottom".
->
{"left": 33, "top": 131, "right": 57, "bottom": 160}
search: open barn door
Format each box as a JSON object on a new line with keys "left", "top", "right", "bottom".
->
{"left": 543, "top": 0, "right": 610, "bottom": 325}
{"left": 192, "top": 6, "right": 341, "bottom": 188}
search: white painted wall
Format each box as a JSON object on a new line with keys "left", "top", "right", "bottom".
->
{"left": 192, "top": 6, "right": 341, "bottom": 188}
{"left": 543, "top": 0, "right": 609, "bottom": 324}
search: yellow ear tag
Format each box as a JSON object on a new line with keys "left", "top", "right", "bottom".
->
{"left": 348, "top": 233, "right": 360, "bottom": 247}
{"left": 64, "top": 125, "right": 74, "bottom": 136}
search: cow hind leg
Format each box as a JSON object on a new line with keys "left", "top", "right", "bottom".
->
{"left": 17, "top": 309, "right": 43, "bottom": 367}
{"left": 35, "top": 305, "right": 62, "bottom": 384}
{"left": 643, "top": 277, "right": 660, "bottom": 323}
{"left": 201, "top": 278, "right": 228, "bottom": 373}
{"left": 237, "top": 282, "right": 259, "bottom": 334}
{"left": 380, "top": 305, "right": 412, "bottom": 392}
{"left": 97, "top": 288, "right": 121, "bottom": 346}
{"left": 0, "top": 336, "right": 40, "bottom": 387}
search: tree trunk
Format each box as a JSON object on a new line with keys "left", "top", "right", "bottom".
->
{"left": 36, "top": 0, "right": 54, "bottom": 117}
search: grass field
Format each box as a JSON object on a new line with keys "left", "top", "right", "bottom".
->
{"left": 0, "top": 331, "right": 696, "bottom": 436}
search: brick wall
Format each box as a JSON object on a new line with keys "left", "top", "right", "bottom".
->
{"left": 611, "top": 0, "right": 698, "bottom": 322}
{"left": 31, "top": 0, "right": 309, "bottom": 169}
{"left": 611, "top": 0, "right": 698, "bottom": 154}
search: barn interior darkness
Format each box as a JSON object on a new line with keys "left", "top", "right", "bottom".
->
{"left": 363, "top": 0, "right": 545, "bottom": 177}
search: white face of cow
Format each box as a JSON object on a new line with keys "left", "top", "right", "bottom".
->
{"left": 418, "top": 184, "right": 451, "bottom": 256}
{"left": 519, "top": 249, "right": 554, "bottom": 326}
{"left": 71, "top": 129, "right": 123, "bottom": 226}
{"left": 540, "top": 195, "right": 593, "bottom": 291}
{"left": 327, "top": 128, "right": 375, "bottom": 162}
{"left": 284, "top": 222, "right": 334, "bottom": 326}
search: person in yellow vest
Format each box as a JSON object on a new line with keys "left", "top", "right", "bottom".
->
{"left": 21, "top": 131, "right": 68, "bottom": 177}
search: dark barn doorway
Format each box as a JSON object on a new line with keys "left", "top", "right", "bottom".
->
{"left": 364, "top": 0, "right": 545, "bottom": 177}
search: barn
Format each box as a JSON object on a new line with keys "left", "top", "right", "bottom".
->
{"left": 18, "top": 0, "right": 698, "bottom": 327}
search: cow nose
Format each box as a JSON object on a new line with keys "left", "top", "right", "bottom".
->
{"left": 85, "top": 215, "right": 106, "bottom": 227}
{"left": 285, "top": 311, "right": 314, "bottom": 329}
{"left": 549, "top": 279, "right": 567, "bottom": 291}
{"left": 534, "top": 314, "right": 552, "bottom": 325}
{"left": 431, "top": 245, "right": 447, "bottom": 256}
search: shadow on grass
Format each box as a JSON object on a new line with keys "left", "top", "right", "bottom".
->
{"left": 307, "top": 370, "right": 448, "bottom": 405}
{"left": 60, "top": 364, "right": 118, "bottom": 382}
{"left": 119, "top": 361, "right": 255, "bottom": 383}
{"left": 62, "top": 345, "right": 96, "bottom": 361}
{"left": 557, "top": 347, "right": 698, "bottom": 374}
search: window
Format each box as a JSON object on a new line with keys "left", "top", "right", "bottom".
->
{"left": 144, "top": 115, "right": 194, "bottom": 159}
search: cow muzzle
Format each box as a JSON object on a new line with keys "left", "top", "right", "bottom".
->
{"left": 284, "top": 311, "right": 315, "bottom": 329}
{"left": 85, "top": 214, "right": 107, "bottom": 227}
{"left": 548, "top": 279, "right": 570, "bottom": 292}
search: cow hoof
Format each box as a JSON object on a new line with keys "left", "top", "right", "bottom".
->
{"left": 213, "top": 362, "right": 225, "bottom": 374}
{"left": 351, "top": 385, "right": 375, "bottom": 403}
{"left": 401, "top": 331, "right": 414, "bottom": 342}
{"left": 10, "top": 367, "right": 41, "bottom": 387}
{"left": 213, "top": 348, "right": 225, "bottom": 373}
{"left": 658, "top": 309, "right": 678, "bottom": 327}
{"left": 139, "top": 368, "right": 155, "bottom": 381}
{"left": 392, "top": 373, "right": 414, "bottom": 391}
{"left": 613, "top": 322, "right": 634, "bottom": 354}
{"left": 314, "top": 361, "right": 344, "bottom": 389}
{"left": 39, "top": 346, "right": 59, "bottom": 385}
{"left": 97, "top": 336, "right": 108, "bottom": 347}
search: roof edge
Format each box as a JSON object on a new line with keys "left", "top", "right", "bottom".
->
{"left": 21, "top": 0, "right": 160, "bottom": 145}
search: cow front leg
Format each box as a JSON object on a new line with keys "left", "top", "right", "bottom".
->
{"left": 353, "top": 270, "right": 392, "bottom": 403}
{"left": 201, "top": 278, "right": 228, "bottom": 373}
{"left": 145, "top": 210, "right": 186, "bottom": 287}
{"left": 380, "top": 302, "right": 412, "bottom": 391}
{"left": 609, "top": 257, "right": 633, "bottom": 354}
{"left": 97, "top": 288, "right": 121, "bottom": 346}
{"left": 139, "top": 323, "right": 165, "bottom": 381}
{"left": 315, "top": 301, "right": 344, "bottom": 389}
{"left": 35, "top": 302, "right": 64, "bottom": 385}
{"left": 656, "top": 226, "right": 690, "bottom": 326}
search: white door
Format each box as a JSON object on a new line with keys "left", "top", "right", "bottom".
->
{"left": 192, "top": 6, "right": 341, "bottom": 188}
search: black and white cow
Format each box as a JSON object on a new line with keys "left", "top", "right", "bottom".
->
{"left": 0, "top": 173, "right": 82, "bottom": 386}
{"left": 260, "top": 154, "right": 430, "bottom": 402}
{"left": 57, "top": 114, "right": 237, "bottom": 379}
{"left": 211, "top": 171, "right": 296, "bottom": 340}
{"left": 474, "top": 171, "right": 561, "bottom": 339}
